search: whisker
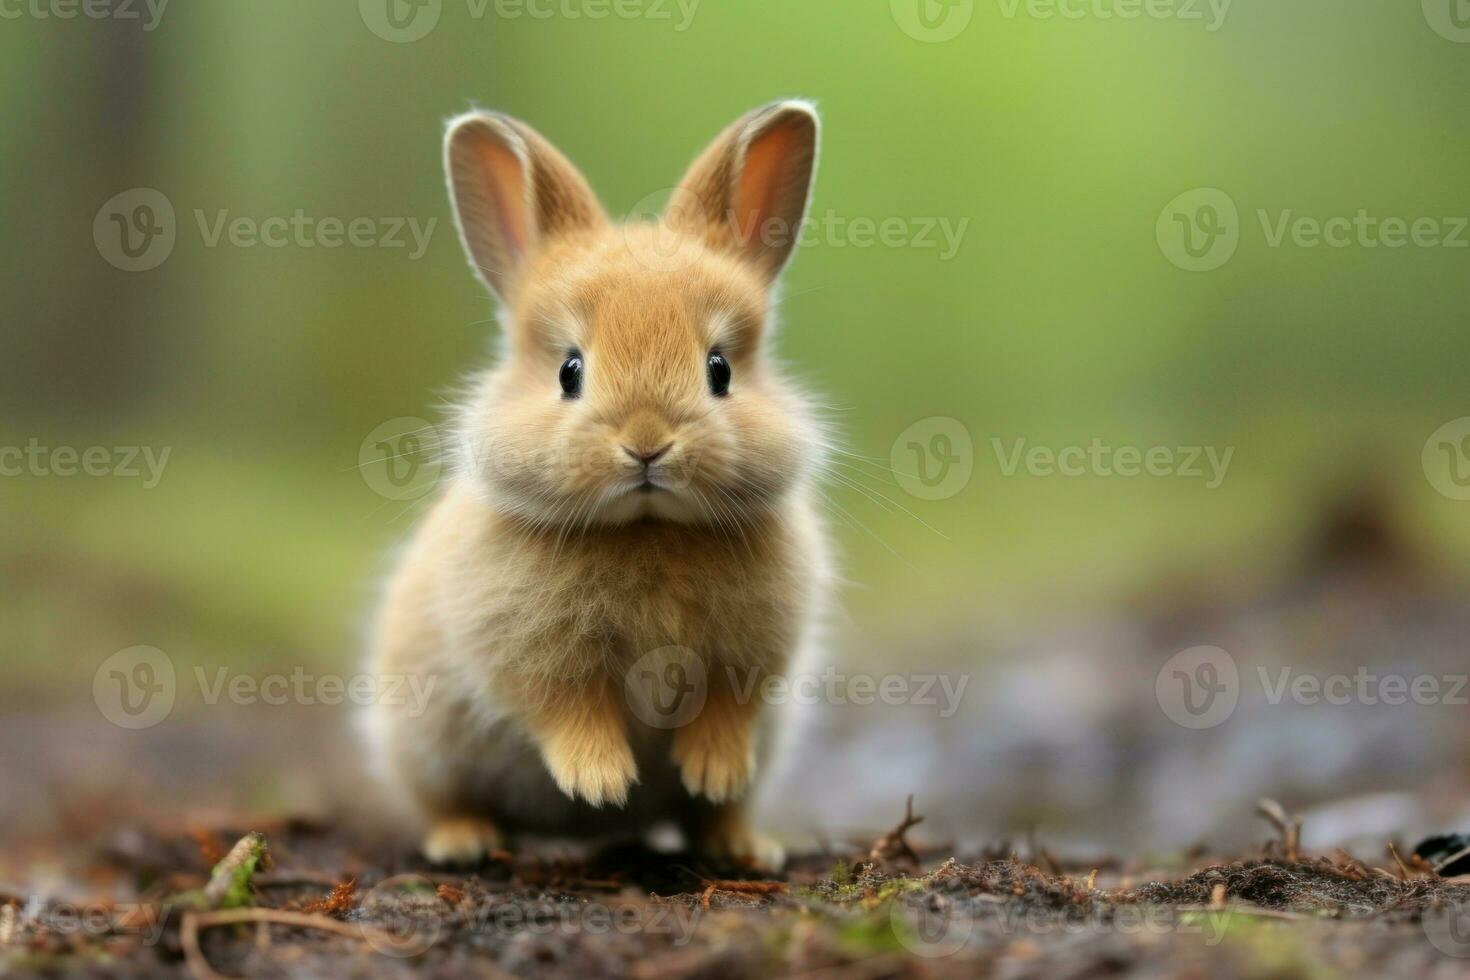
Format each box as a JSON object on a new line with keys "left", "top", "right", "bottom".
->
{"left": 825, "top": 466, "right": 950, "bottom": 541}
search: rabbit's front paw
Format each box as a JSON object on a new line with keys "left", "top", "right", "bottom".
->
{"left": 541, "top": 729, "right": 639, "bottom": 807}
{"left": 672, "top": 723, "right": 753, "bottom": 803}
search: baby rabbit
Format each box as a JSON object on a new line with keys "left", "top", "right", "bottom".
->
{"left": 363, "top": 101, "right": 832, "bottom": 871}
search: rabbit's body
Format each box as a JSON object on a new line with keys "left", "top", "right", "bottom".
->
{"left": 368, "top": 479, "right": 826, "bottom": 843}
{"left": 363, "top": 101, "right": 829, "bottom": 868}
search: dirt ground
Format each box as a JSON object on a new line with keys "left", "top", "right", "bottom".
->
{"left": 6, "top": 800, "right": 1470, "bottom": 980}
{"left": 7, "top": 493, "right": 1470, "bottom": 977}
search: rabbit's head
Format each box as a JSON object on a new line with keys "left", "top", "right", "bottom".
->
{"left": 444, "top": 101, "right": 823, "bottom": 528}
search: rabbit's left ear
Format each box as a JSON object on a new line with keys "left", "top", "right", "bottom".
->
{"left": 444, "top": 111, "right": 608, "bottom": 302}
{"left": 666, "top": 100, "right": 819, "bottom": 284}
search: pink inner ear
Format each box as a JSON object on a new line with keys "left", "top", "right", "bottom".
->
{"left": 734, "top": 123, "right": 801, "bottom": 248}
{"left": 470, "top": 133, "right": 532, "bottom": 258}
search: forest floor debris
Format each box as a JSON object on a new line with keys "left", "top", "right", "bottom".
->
{"left": 5, "top": 800, "right": 1470, "bottom": 978}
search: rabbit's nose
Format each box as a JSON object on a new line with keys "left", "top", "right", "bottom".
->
{"left": 623, "top": 443, "right": 672, "bottom": 466}
{"left": 619, "top": 411, "right": 674, "bottom": 464}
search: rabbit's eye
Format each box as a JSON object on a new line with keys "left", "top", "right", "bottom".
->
{"left": 559, "top": 352, "right": 583, "bottom": 399}
{"left": 707, "top": 351, "right": 731, "bottom": 397}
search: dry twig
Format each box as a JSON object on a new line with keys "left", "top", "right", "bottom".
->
{"left": 699, "top": 880, "right": 788, "bottom": 907}
{"left": 1256, "top": 798, "right": 1302, "bottom": 862}
{"left": 869, "top": 795, "right": 924, "bottom": 866}
{"left": 1386, "top": 842, "right": 1412, "bottom": 881}
{"left": 181, "top": 908, "right": 386, "bottom": 980}
{"left": 1425, "top": 841, "right": 1470, "bottom": 876}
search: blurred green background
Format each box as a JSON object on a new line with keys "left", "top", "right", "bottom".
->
{"left": 4, "top": 0, "right": 1470, "bottom": 692}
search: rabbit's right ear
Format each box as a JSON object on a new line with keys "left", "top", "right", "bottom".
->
{"left": 665, "top": 101, "right": 819, "bottom": 285}
{"left": 444, "top": 112, "right": 608, "bottom": 301}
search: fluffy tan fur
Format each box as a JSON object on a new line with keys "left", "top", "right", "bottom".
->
{"left": 363, "top": 101, "right": 831, "bottom": 870}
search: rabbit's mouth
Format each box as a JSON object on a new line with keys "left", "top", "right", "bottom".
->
{"left": 629, "top": 467, "right": 677, "bottom": 495}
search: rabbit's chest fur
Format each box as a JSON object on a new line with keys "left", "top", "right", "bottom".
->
{"left": 425, "top": 482, "right": 824, "bottom": 685}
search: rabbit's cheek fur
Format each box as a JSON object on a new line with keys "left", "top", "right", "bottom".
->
{"left": 458, "top": 346, "right": 814, "bottom": 529}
